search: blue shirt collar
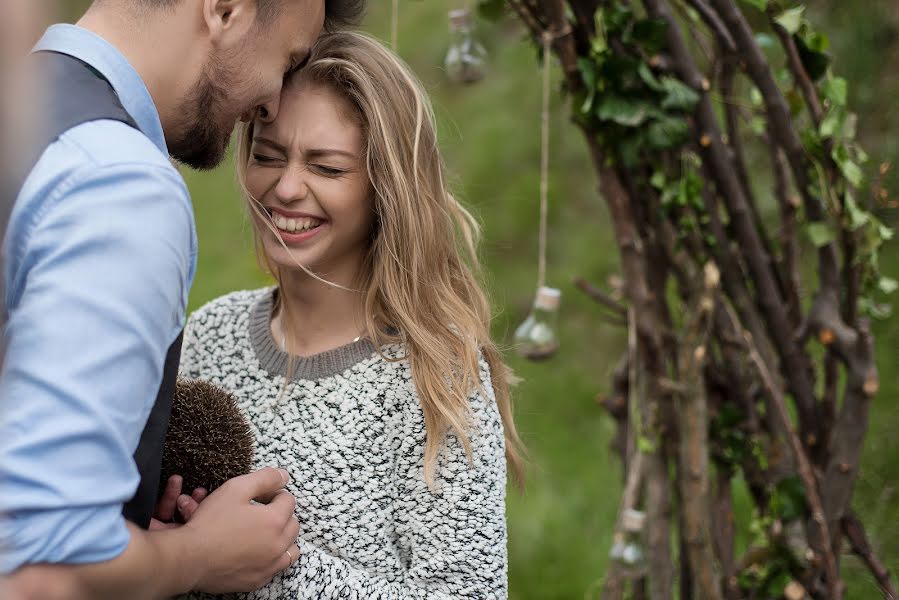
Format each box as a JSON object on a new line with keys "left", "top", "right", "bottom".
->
{"left": 33, "top": 24, "right": 168, "bottom": 156}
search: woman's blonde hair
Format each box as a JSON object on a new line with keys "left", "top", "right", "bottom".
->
{"left": 235, "top": 31, "right": 524, "bottom": 486}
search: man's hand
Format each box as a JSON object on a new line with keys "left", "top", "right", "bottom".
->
{"left": 183, "top": 467, "right": 301, "bottom": 593}
{"left": 150, "top": 475, "right": 206, "bottom": 530}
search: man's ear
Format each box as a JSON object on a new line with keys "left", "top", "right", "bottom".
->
{"left": 202, "top": 0, "right": 256, "bottom": 46}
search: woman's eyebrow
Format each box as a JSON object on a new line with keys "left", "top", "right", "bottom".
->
{"left": 252, "top": 136, "right": 288, "bottom": 154}
{"left": 306, "top": 148, "right": 358, "bottom": 160}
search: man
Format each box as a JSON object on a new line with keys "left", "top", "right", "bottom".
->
{"left": 0, "top": 1, "right": 363, "bottom": 598}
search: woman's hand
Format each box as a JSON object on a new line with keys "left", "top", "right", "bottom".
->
{"left": 150, "top": 475, "right": 207, "bottom": 530}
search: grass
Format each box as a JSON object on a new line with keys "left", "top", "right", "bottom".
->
{"left": 170, "top": 2, "right": 897, "bottom": 598}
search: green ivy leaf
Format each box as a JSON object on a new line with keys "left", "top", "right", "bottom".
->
{"left": 801, "top": 30, "right": 830, "bottom": 53}
{"left": 650, "top": 171, "right": 666, "bottom": 189}
{"left": 822, "top": 76, "right": 848, "bottom": 107}
{"left": 638, "top": 62, "right": 665, "bottom": 92}
{"left": 806, "top": 222, "right": 835, "bottom": 247}
{"left": 880, "top": 224, "right": 895, "bottom": 241}
{"left": 646, "top": 116, "right": 690, "bottom": 149}
{"left": 632, "top": 18, "right": 669, "bottom": 55}
{"left": 832, "top": 143, "right": 864, "bottom": 186}
{"left": 604, "top": 3, "right": 634, "bottom": 34}
{"left": 840, "top": 159, "right": 864, "bottom": 187}
{"left": 795, "top": 33, "right": 831, "bottom": 81}
{"left": 844, "top": 192, "right": 869, "bottom": 231}
{"left": 770, "top": 476, "right": 806, "bottom": 521}
{"left": 660, "top": 77, "right": 700, "bottom": 111}
{"left": 596, "top": 96, "right": 655, "bottom": 126}
{"left": 819, "top": 107, "right": 844, "bottom": 138}
{"left": 774, "top": 6, "right": 805, "bottom": 35}
{"left": 577, "top": 58, "right": 598, "bottom": 114}
{"left": 860, "top": 297, "right": 893, "bottom": 319}
{"left": 749, "top": 87, "right": 764, "bottom": 107}
{"left": 878, "top": 277, "right": 899, "bottom": 295}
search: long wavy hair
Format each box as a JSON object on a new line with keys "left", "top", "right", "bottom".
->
{"left": 235, "top": 31, "right": 524, "bottom": 486}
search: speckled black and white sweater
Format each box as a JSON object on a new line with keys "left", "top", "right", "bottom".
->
{"left": 177, "top": 288, "right": 508, "bottom": 600}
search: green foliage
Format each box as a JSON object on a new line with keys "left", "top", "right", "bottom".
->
{"left": 774, "top": 6, "right": 806, "bottom": 35}
{"left": 769, "top": 476, "right": 806, "bottom": 521}
{"left": 574, "top": 5, "right": 698, "bottom": 167}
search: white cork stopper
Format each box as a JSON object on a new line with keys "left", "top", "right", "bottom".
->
{"left": 534, "top": 286, "right": 561, "bottom": 311}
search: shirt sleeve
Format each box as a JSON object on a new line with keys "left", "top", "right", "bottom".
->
{"left": 292, "top": 358, "right": 509, "bottom": 599}
{"left": 0, "top": 161, "right": 195, "bottom": 573}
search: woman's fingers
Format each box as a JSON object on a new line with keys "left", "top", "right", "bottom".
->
{"left": 191, "top": 487, "right": 208, "bottom": 503}
{"left": 154, "top": 475, "right": 183, "bottom": 523}
{"left": 177, "top": 493, "right": 202, "bottom": 521}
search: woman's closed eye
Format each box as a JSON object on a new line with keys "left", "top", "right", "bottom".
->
{"left": 252, "top": 153, "right": 282, "bottom": 165}
{"left": 311, "top": 164, "right": 349, "bottom": 177}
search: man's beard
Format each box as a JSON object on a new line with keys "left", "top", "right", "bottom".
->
{"left": 168, "top": 58, "right": 237, "bottom": 171}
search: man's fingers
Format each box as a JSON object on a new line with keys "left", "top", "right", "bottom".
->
{"left": 284, "top": 517, "right": 301, "bottom": 544}
{"left": 234, "top": 467, "right": 289, "bottom": 501}
{"left": 155, "top": 475, "right": 183, "bottom": 522}
{"left": 256, "top": 488, "right": 297, "bottom": 518}
{"left": 177, "top": 494, "right": 201, "bottom": 521}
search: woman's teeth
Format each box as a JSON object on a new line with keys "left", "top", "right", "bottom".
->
{"left": 273, "top": 214, "right": 323, "bottom": 233}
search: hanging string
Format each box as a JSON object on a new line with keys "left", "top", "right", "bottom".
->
{"left": 537, "top": 31, "right": 552, "bottom": 289}
{"left": 391, "top": 0, "right": 399, "bottom": 50}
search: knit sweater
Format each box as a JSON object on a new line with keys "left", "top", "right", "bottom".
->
{"left": 177, "top": 288, "right": 508, "bottom": 600}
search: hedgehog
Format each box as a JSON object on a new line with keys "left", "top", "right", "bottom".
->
{"left": 159, "top": 379, "right": 256, "bottom": 496}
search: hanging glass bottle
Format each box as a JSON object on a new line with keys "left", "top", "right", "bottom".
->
{"left": 514, "top": 286, "right": 561, "bottom": 361}
{"left": 609, "top": 508, "right": 648, "bottom": 580}
{"left": 443, "top": 8, "right": 487, "bottom": 84}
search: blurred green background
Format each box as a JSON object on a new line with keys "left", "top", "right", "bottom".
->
{"left": 57, "top": 1, "right": 898, "bottom": 597}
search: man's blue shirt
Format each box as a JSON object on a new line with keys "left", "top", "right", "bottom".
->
{"left": 0, "top": 24, "right": 197, "bottom": 573}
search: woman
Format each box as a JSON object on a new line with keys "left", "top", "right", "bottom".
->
{"left": 179, "top": 31, "right": 523, "bottom": 598}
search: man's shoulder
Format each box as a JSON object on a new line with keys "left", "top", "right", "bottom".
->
{"left": 61, "top": 119, "right": 180, "bottom": 175}
{"left": 17, "top": 119, "right": 186, "bottom": 219}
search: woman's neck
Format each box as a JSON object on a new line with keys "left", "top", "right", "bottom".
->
{"left": 272, "top": 265, "right": 367, "bottom": 357}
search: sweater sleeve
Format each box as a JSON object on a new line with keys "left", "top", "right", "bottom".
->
{"left": 292, "top": 357, "right": 509, "bottom": 599}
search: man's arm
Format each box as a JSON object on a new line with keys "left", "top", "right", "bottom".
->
{"left": 0, "top": 160, "right": 299, "bottom": 596}
{"left": 0, "top": 161, "right": 194, "bottom": 573}
{"left": 6, "top": 468, "right": 301, "bottom": 600}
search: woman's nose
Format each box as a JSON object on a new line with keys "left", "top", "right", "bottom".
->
{"left": 274, "top": 166, "right": 309, "bottom": 204}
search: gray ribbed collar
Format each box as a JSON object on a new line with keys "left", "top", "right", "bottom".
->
{"left": 248, "top": 289, "right": 376, "bottom": 381}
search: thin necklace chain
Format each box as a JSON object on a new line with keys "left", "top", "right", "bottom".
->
{"left": 277, "top": 320, "right": 362, "bottom": 353}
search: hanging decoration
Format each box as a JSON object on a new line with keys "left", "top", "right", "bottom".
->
{"left": 390, "top": 0, "right": 399, "bottom": 51}
{"left": 443, "top": 7, "right": 488, "bottom": 84}
{"left": 608, "top": 508, "right": 648, "bottom": 580}
{"left": 514, "top": 32, "right": 561, "bottom": 361}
